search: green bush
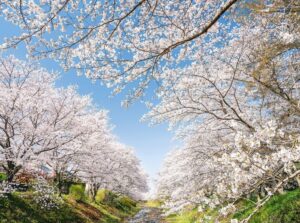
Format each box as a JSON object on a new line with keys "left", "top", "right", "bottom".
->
{"left": 119, "top": 196, "right": 136, "bottom": 207}
{"left": 0, "top": 172, "right": 7, "bottom": 181}
{"left": 102, "top": 192, "right": 124, "bottom": 207}
{"left": 113, "top": 196, "right": 134, "bottom": 212}
{"left": 96, "top": 190, "right": 137, "bottom": 214}
{"left": 69, "top": 184, "right": 86, "bottom": 202}
{"left": 95, "top": 189, "right": 106, "bottom": 203}
{"left": 103, "top": 191, "right": 118, "bottom": 204}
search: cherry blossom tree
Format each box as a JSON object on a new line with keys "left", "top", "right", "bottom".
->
{"left": 40, "top": 110, "right": 111, "bottom": 195}
{"left": 0, "top": 56, "right": 58, "bottom": 182}
{"left": 0, "top": 56, "right": 103, "bottom": 183}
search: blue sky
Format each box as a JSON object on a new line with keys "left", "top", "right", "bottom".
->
{"left": 0, "top": 18, "right": 178, "bottom": 185}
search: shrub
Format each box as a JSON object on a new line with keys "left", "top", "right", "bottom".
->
{"left": 95, "top": 189, "right": 106, "bottom": 203}
{"left": 118, "top": 196, "right": 136, "bottom": 208}
{"left": 69, "top": 184, "right": 86, "bottom": 202}
{"left": 32, "top": 178, "right": 61, "bottom": 210}
{"left": 103, "top": 191, "right": 118, "bottom": 205}
{"left": 99, "top": 191, "right": 137, "bottom": 213}
{"left": 0, "top": 172, "right": 7, "bottom": 181}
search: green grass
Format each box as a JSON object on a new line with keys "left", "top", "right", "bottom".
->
{"left": 165, "top": 205, "right": 232, "bottom": 223}
{"left": 232, "top": 198, "right": 256, "bottom": 220}
{"left": 145, "top": 199, "right": 163, "bottom": 208}
{"left": 165, "top": 189, "right": 300, "bottom": 223}
{"left": 164, "top": 207, "right": 226, "bottom": 223}
{"left": 0, "top": 193, "right": 84, "bottom": 223}
{"left": 245, "top": 189, "right": 300, "bottom": 223}
{"left": 165, "top": 208, "right": 199, "bottom": 223}
{"left": 0, "top": 189, "right": 139, "bottom": 223}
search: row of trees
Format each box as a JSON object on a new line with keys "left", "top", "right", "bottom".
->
{"left": 0, "top": 56, "right": 148, "bottom": 200}
{"left": 151, "top": 0, "right": 300, "bottom": 219}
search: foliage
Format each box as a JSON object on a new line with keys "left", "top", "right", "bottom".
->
{"left": 0, "top": 172, "right": 7, "bottom": 181}
{"left": 69, "top": 184, "right": 86, "bottom": 202}
{"left": 100, "top": 190, "right": 138, "bottom": 214}
{"left": 95, "top": 189, "right": 106, "bottom": 203}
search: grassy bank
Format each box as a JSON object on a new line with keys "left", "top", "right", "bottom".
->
{"left": 164, "top": 189, "right": 300, "bottom": 223}
{"left": 0, "top": 189, "right": 139, "bottom": 223}
{"left": 1, "top": 188, "right": 299, "bottom": 222}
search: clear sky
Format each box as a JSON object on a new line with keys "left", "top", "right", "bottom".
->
{"left": 0, "top": 18, "right": 178, "bottom": 186}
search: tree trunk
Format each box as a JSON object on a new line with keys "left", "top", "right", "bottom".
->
{"left": 55, "top": 172, "right": 63, "bottom": 197}
{"left": 85, "top": 182, "right": 90, "bottom": 196}
{"left": 3, "top": 161, "right": 22, "bottom": 183}
{"left": 85, "top": 182, "right": 94, "bottom": 200}
{"left": 85, "top": 182, "right": 98, "bottom": 201}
